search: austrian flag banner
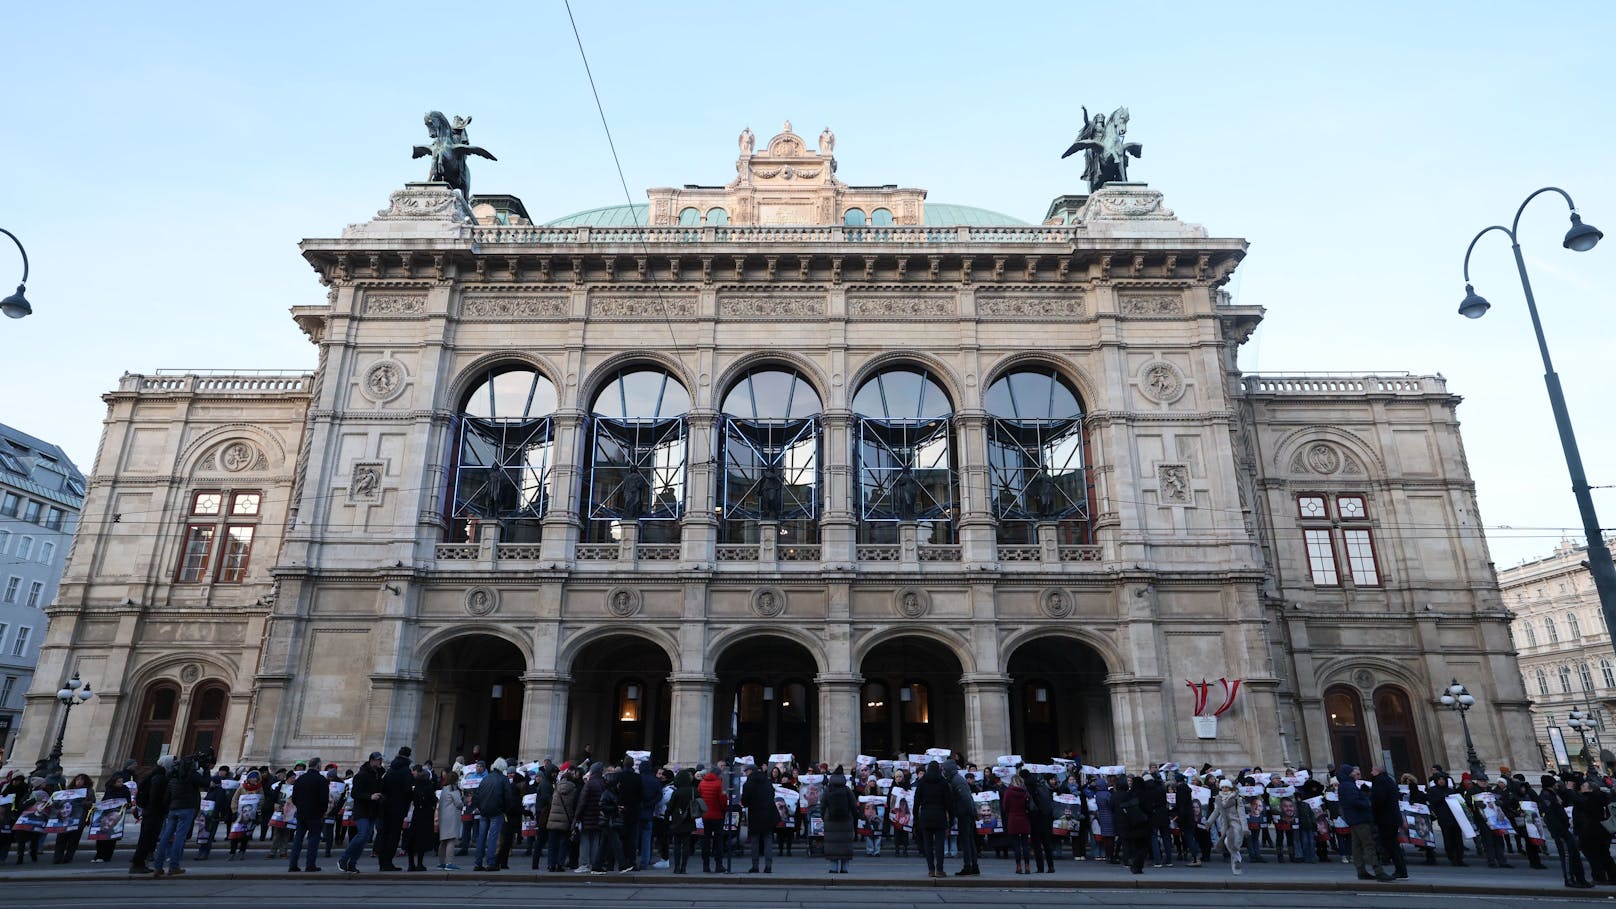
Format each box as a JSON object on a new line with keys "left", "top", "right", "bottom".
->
{"left": 1186, "top": 677, "right": 1241, "bottom": 738}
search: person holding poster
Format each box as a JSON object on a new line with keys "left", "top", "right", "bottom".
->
{"left": 1428, "top": 774, "right": 1467, "bottom": 866}
{"left": 436, "top": 768, "right": 465, "bottom": 871}
{"left": 1114, "top": 776, "right": 1150, "bottom": 874}
{"left": 913, "top": 762, "right": 950, "bottom": 878}
{"left": 1369, "top": 766, "right": 1407, "bottom": 879}
{"left": 1002, "top": 773, "right": 1033, "bottom": 874}
{"left": 1539, "top": 775, "right": 1593, "bottom": 888}
{"left": 1574, "top": 779, "right": 1616, "bottom": 884}
{"left": 49, "top": 775, "right": 93, "bottom": 863}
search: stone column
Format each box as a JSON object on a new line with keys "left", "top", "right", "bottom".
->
{"left": 541, "top": 410, "right": 587, "bottom": 562}
{"left": 758, "top": 520, "right": 779, "bottom": 563}
{"left": 519, "top": 673, "right": 570, "bottom": 762}
{"left": 954, "top": 412, "right": 997, "bottom": 564}
{"left": 682, "top": 411, "right": 719, "bottom": 563}
{"left": 820, "top": 410, "right": 856, "bottom": 565}
{"left": 962, "top": 673, "right": 1012, "bottom": 762}
{"left": 816, "top": 673, "right": 862, "bottom": 764}
{"left": 1036, "top": 522, "right": 1060, "bottom": 562}
{"left": 668, "top": 673, "right": 716, "bottom": 766}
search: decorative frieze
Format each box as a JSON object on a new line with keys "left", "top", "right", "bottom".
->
{"left": 363, "top": 293, "right": 427, "bottom": 316}
{"left": 461, "top": 294, "right": 568, "bottom": 320}
{"left": 848, "top": 294, "right": 955, "bottom": 318}
{"left": 590, "top": 294, "right": 698, "bottom": 319}
{"left": 976, "top": 293, "right": 1084, "bottom": 320}
{"left": 1119, "top": 293, "right": 1183, "bottom": 316}
{"left": 719, "top": 294, "right": 823, "bottom": 319}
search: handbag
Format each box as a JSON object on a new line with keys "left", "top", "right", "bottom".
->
{"left": 691, "top": 796, "right": 707, "bottom": 818}
{"left": 1599, "top": 811, "right": 1616, "bottom": 836}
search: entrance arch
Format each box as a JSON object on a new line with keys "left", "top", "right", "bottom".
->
{"left": 1373, "top": 685, "right": 1425, "bottom": 776}
{"left": 181, "top": 681, "right": 230, "bottom": 757}
{"left": 420, "top": 634, "right": 527, "bottom": 762}
{"left": 857, "top": 636, "right": 965, "bottom": 756}
{"left": 1324, "top": 685, "right": 1372, "bottom": 768}
{"left": 714, "top": 634, "right": 819, "bottom": 765}
{"left": 564, "top": 634, "right": 673, "bottom": 766}
{"left": 131, "top": 681, "right": 181, "bottom": 770}
{"left": 1006, "top": 635, "right": 1113, "bottom": 762}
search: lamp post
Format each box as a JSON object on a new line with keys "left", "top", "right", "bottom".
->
{"left": 1460, "top": 188, "right": 1616, "bottom": 665}
{"left": 1438, "top": 678, "right": 1486, "bottom": 782}
{"left": 1568, "top": 708, "right": 1599, "bottom": 776}
{"left": 46, "top": 672, "right": 94, "bottom": 776}
{"left": 0, "top": 228, "right": 31, "bottom": 319}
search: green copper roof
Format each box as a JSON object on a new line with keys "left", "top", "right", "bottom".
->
{"left": 542, "top": 202, "right": 1028, "bottom": 227}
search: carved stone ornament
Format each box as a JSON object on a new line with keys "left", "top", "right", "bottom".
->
{"left": 180, "top": 663, "right": 201, "bottom": 685}
{"left": 750, "top": 586, "right": 787, "bottom": 618}
{"left": 1119, "top": 294, "right": 1184, "bottom": 316}
{"left": 1352, "top": 669, "right": 1375, "bottom": 691}
{"left": 1039, "top": 588, "right": 1074, "bottom": 619}
{"left": 1157, "top": 463, "right": 1193, "bottom": 506}
{"left": 893, "top": 587, "right": 932, "bottom": 619}
{"left": 848, "top": 295, "right": 955, "bottom": 318}
{"left": 1085, "top": 185, "right": 1175, "bottom": 221}
{"left": 362, "top": 360, "right": 408, "bottom": 403}
{"left": 374, "top": 183, "right": 473, "bottom": 223}
{"left": 1306, "top": 443, "right": 1342, "bottom": 475}
{"left": 1138, "top": 361, "right": 1186, "bottom": 404}
{"left": 220, "top": 442, "right": 258, "bottom": 473}
{"left": 591, "top": 295, "right": 698, "bottom": 318}
{"left": 461, "top": 295, "right": 568, "bottom": 320}
{"left": 363, "top": 293, "right": 427, "bottom": 316}
{"left": 606, "top": 587, "right": 643, "bottom": 618}
{"left": 976, "top": 295, "right": 1083, "bottom": 319}
{"left": 465, "top": 586, "right": 499, "bottom": 617}
{"left": 719, "top": 295, "right": 823, "bottom": 319}
{"left": 350, "top": 462, "right": 383, "bottom": 503}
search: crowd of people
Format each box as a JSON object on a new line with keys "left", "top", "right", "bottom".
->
{"left": 1, "top": 744, "right": 1613, "bottom": 890}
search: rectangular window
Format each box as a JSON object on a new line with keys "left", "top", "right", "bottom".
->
{"left": 21, "top": 500, "right": 41, "bottom": 524}
{"left": 1335, "top": 494, "right": 1368, "bottom": 520}
{"left": 176, "top": 525, "right": 216, "bottom": 582}
{"left": 0, "top": 529, "right": 9, "bottom": 552}
{"left": 192, "top": 491, "right": 223, "bottom": 515}
{"left": 216, "top": 526, "right": 255, "bottom": 583}
{"left": 16, "top": 536, "right": 32, "bottom": 560}
{"left": 0, "top": 623, "right": 8, "bottom": 651}
{"left": 1, "top": 577, "right": 17, "bottom": 604}
{"left": 12, "top": 626, "right": 30, "bottom": 657}
{"left": 25, "top": 581, "right": 43, "bottom": 607}
{"left": 45, "top": 507, "right": 64, "bottom": 531}
{"left": 1303, "top": 528, "right": 1339, "bottom": 586}
{"left": 39, "top": 541, "right": 53, "bottom": 565}
{"left": 1296, "top": 495, "right": 1327, "bottom": 519}
{"left": 0, "top": 676, "right": 14, "bottom": 707}
{"left": 230, "top": 492, "right": 261, "bottom": 516}
{"left": 0, "top": 492, "right": 18, "bottom": 517}
{"left": 1342, "top": 529, "right": 1379, "bottom": 585}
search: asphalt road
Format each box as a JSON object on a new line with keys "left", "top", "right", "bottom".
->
{"left": 4, "top": 880, "right": 1608, "bottom": 909}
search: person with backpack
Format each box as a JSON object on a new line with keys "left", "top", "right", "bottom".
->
{"left": 822, "top": 768, "right": 857, "bottom": 874}
{"left": 665, "top": 769, "right": 698, "bottom": 874}
{"left": 154, "top": 751, "right": 209, "bottom": 877}
{"left": 592, "top": 765, "right": 626, "bottom": 872}
{"left": 941, "top": 759, "right": 978, "bottom": 875}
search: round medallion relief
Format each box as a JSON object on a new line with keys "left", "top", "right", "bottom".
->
{"left": 465, "top": 586, "right": 499, "bottom": 616}
{"left": 361, "top": 360, "right": 408, "bottom": 403}
{"left": 1138, "top": 361, "right": 1186, "bottom": 404}
{"left": 1039, "top": 588, "right": 1073, "bottom": 619}
{"left": 893, "top": 587, "right": 931, "bottom": 619}
{"left": 606, "top": 587, "right": 642, "bottom": 618}
{"left": 1307, "top": 443, "right": 1342, "bottom": 475}
{"left": 220, "top": 442, "right": 256, "bottom": 472}
{"left": 1352, "top": 668, "right": 1375, "bottom": 691}
{"left": 750, "top": 587, "right": 787, "bottom": 618}
{"left": 180, "top": 663, "right": 201, "bottom": 685}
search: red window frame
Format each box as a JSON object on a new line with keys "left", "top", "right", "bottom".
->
{"left": 174, "top": 489, "right": 260, "bottom": 584}
{"left": 175, "top": 524, "right": 217, "bottom": 583}
{"left": 1296, "top": 491, "right": 1382, "bottom": 588}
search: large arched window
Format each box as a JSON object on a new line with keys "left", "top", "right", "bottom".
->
{"left": 1580, "top": 662, "right": 1595, "bottom": 692}
{"left": 1545, "top": 617, "right": 1560, "bottom": 643}
{"left": 1560, "top": 664, "right": 1573, "bottom": 694}
{"left": 852, "top": 367, "right": 957, "bottom": 544}
{"left": 1603, "top": 660, "right": 1614, "bottom": 689}
{"left": 1324, "top": 685, "right": 1371, "bottom": 768}
{"left": 719, "top": 367, "right": 822, "bottom": 544}
{"left": 449, "top": 365, "right": 558, "bottom": 543}
{"left": 1537, "top": 668, "right": 1550, "bottom": 696}
{"left": 1522, "top": 622, "right": 1538, "bottom": 648}
{"left": 585, "top": 366, "right": 691, "bottom": 543}
{"left": 860, "top": 681, "right": 891, "bottom": 756}
{"left": 984, "top": 367, "right": 1089, "bottom": 544}
{"left": 1568, "top": 612, "right": 1582, "bottom": 638}
{"left": 182, "top": 681, "right": 231, "bottom": 757}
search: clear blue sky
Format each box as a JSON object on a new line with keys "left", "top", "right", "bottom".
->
{"left": 5, "top": 1, "right": 1613, "bottom": 567}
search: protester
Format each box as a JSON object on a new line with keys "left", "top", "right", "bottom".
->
{"left": 154, "top": 750, "right": 208, "bottom": 877}
{"left": 338, "top": 751, "right": 384, "bottom": 874}
{"left": 406, "top": 764, "right": 439, "bottom": 872}
{"left": 742, "top": 763, "right": 777, "bottom": 873}
{"left": 822, "top": 767, "right": 856, "bottom": 874}
{"left": 697, "top": 767, "right": 726, "bottom": 873}
{"left": 436, "top": 768, "right": 464, "bottom": 871}
{"left": 288, "top": 761, "right": 329, "bottom": 873}
{"left": 545, "top": 766, "right": 579, "bottom": 873}
{"left": 472, "top": 757, "right": 512, "bottom": 872}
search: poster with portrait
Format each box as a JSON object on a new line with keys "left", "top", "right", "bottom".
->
{"left": 11, "top": 794, "right": 51, "bottom": 832}
{"left": 1273, "top": 796, "right": 1298, "bottom": 831}
{"left": 1399, "top": 801, "right": 1432, "bottom": 847}
{"left": 1445, "top": 793, "right": 1478, "bottom": 839}
{"left": 0, "top": 794, "right": 12, "bottom": 835}
{"left": 521, "top": 792, "right": 539, "bottom": 837}
{"left": 799, "top": 775, "right": 823, "bottom": 813}
{"left": 230, "top": 793, "right": 261, "bottom": 839}
{"left": 889, "top": 788, "right": 914, "bottom": 832}
{"left": 1519, "top": 800, "right": 1546, "bottom": 846}
{"left": 269, "top": 799, "right": 298, "bottom": 830}
{"left": 1477, "top": 795, "right": 1514, "bottom": 836}
{"left": 773, "top": 785, "right": 800, "bottom": 828}
{"left": 1052, "top": 793, "right": 1081, "bottom": 836}
{"left": 87, "top": 798, "right": 128, "bottom": 841}
{"left": 194, "top": 799, "right": 216, "bottom": 840}
{"left": 44, "top": 788, "right": 90, "bottom": 834}
{"left": 972, "top": 791, "right": 1001, "bottom": 834}
{"left": 857, "top": 795, "right": 887, "bottom": 836}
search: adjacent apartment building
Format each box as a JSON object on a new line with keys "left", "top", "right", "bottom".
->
{"left": 1501, "top": 536, "right": 1616, "bottom": 768}
{"left": 0, "top": 423, "right": 84, "bottom": 760}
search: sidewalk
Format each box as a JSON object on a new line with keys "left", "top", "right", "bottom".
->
{"left": 0, "top": 851, "right": 1593, "bottom": 896}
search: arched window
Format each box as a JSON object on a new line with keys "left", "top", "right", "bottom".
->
{"left": 678, "top": 207, "right": 700, "bottom": 226}
{"left": 705, "top": 207, "right": 729, "bottom": 226}
{"left": 450, "top": 365, "right": 557, "bottom": 543}
{"left": 718, "top": 367, "right": 823, "bottom": 544}
{"left": 182, "top": 681, "right": 230, "bottom": 756}
{"left": 1580, "top": 662, "right": 1595, "bottom": 692}
{"left": 132, "top": 681, "right": 181, "bottom": 769}
{"left": 871, "top": 208, "right": 894, "bottom": 226}
{"left": 1372, "top": 685, "right": 1424, "bottom": 777}
{"left": 843, "top": 208, "right": 866, "bottom": 227}
{"left": 1523, "top": 622, "right": 1538, "bottom": 648}
{"left": 1560, "top": 665, "right": 1573, "bottom": 694}
{"left": 1545, "top": 617, "right": 1560, "bottom": 643}
{"left": 984, "top": 367, "right": 1089, "bottom": 544}
{"left": 860, "top": 681, "right": 891, "bottom": 756}
{"left": 851, "top": 367, "right": 957, "bottom": 544}
{"left": 584, "top": 367, "right": 691, "bottom": 544}
{"left": 1537, "top": 668, "right": 1550, "bottom": 696}
{"left": 1324, "top": 685, "right": 1371, "bottom": 768}
{"left": 1568, "top": 612, "right": 1582, "bottom": 638}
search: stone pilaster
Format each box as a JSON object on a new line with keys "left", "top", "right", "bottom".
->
{"left": 816, "top": 672, "right": 862, "bottom": 764}
{"left": 953, "top": 412, "right": 997, "bottom": 564}
{"left": 962, "top": 673, "right": 1011, "bottom": 762}
{"left": 681, "top": 411, "right": 719, "bottom": 563}
{"left": 819, "top": 410, "right": 856, "bottom": 564}
{"left": 519, "top": 673, "right": 570, "bottom": 762}
{"left": 668, "top": 672, "right": 716, "bottom": 765}
{"left": 541, "top": 410, "right": 587, "bottom": 562}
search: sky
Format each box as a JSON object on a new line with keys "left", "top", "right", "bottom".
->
{"left": 4, "top": 0, "right": 1614, "bottom": 568}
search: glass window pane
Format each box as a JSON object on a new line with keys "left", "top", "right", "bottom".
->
{"left": 1304, "top": 529, "right": 1338, "bottom": 585}
{"left": 193, "top": 492, "right": 223, "bottom": 515}
{"left": 178, "top": 525, "right": 216, "bottom": 582}
{"left": 217, "top": 526, "right": 255, "bottom": 583}
{"left": 852, "top": 369, "right": 951, "bottom": 421}
{"left": 871, "top": 208, "right": 894, "bottom": 226}
{"left": 706, "top": 208, "right": 729, "bottom": 226}
{"left": 1298, "top": 496, "right": 1326, "bottom": 519}
{"left": 231, "top": 492, "right": 261, "bottom": 515}
{"left": 594, "top": 369, "right": 690, "bottom": 421}
{"left": 1325, "top": 691, "right": 1358, "bottom": 726}
{"left": 678, "top": 207, "right": 700, "bottom": 226}
{"left": 464, "top": 368, "right": 556, "bottom": 420}
{"left": 844, "top": 208, "right": 866, "bottom": 226}
{"left": 1342, "top": 529, "right": 1379, "bottom": 586}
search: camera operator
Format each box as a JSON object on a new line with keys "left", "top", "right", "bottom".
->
{"left": 127, "top": 755, "right": 173, "bottom": 875}
{"left": 153, "top": 749, "right": 213, "bottom": 877}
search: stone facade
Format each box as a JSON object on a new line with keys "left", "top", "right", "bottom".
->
{"left": 12, "top": 126, "right": 1538, "bottom": 779}
{"left": 1499, "top": 537, "right": 1616, "bottom": 767}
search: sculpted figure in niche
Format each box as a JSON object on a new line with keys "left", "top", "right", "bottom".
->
{"left": 353, "top": 466, "right": 380, "bottom": 498}
{"left": 221, "top": 443, "right": 253, "bottom": 472}
{"left": 467, "top": 589, "right": 491, "bottom": 614}
{"left": 1143, "top": 364, "right": 1180, "bottom": 400}
{"left": 1160, "top": 465, "right": 1190, "bottom": 503}
{"left": 892, "top": 465, "right": 922, "bottom": 520}
{"left": 1061, "top": 105, "right": 1143, "bottom": 192}
{"left": 368, "top": 363, "right": 400, "bottom": 397}
{"left": 758, "top": 462, "right": 785, "bottom": 520}
{"left": 620, "top": 469, "right": 650, "bottom": 518}
{"left": 899, "top": 592, "right": 922, "bottom": 617}
{"left": 612, "top": 590, "right": 632, "bottom": 615}
{"left": 756, "top": 591, "right": 781, "bottom": 617}
{"left": 1026, "top": 469, "right": 1060, "bottom": 519}
{"left": 819, "top": 127, "right": 835, "bottom": 155}
{"left": 1045, "top": 591, "right": 1068, "bottom": 616}
{"left": 739, "top": 127, "right": 755, "bottom": 156}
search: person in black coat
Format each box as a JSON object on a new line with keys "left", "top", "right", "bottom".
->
{"left": 93, "top": 767, "right": 134, "bottom": 864}
{"left": 374, "top": 748, "right": 414, "bottom": 871}
{"left": 1540, "top": 775, "right": 1593, "bottom": 888}
{"left": 288, "top": 762, "right": 330, "bottom": 872}
{"left": 127, "top": 756, "right": 171, "bottom": 874}
{"left": 1573, "top": 780, "right": 1616, "bottom": 883}
{"left": 1115, "top": 776, "right": 1151, "bottom": 874}
{"left": 914, "top": 762, "right": 951, "bottom": 878}
{"left": 1172, "top": 775, "right": 1200, "bottom": 866}
{"left": 1141, "top": 774, "right": 1172, "bottom": 866}
{"left": 615, "top": 758, "right": 643, "bottom": 870}
{"left": 338, "top": 751, "right": 386, "bottom": 873}
{"left": 1368, "top": 766, "right": 1406, "bottom": 878}
{"left": 406, "top": 765, "right": 440, "bottom": 872}
{"left": 741, "top": 764, "right": 778, "bottom": 873}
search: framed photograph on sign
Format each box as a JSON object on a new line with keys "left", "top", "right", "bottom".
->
{"left": 1548, "top": 726, "right": 1572, "bottom": 769}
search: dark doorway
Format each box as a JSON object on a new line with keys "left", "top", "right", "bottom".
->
{"left": 714, "top": 634, "right": 818, "bottom": 765}
{"left": 1374, "top": 685, "right": 1424, "bottom": 776}
{"left": 858, "top": 636, "right": 966, "bottom": 757}
{"left": 564, "top": 635, "right": 673, "bottom": 766}
{"left": 421, "top": 634, "right": 526, "bottom": 762}
{"left": 1006, "top": 636, "right": 1113, "bottom": 763}
{"left": 1325, "top": 685, "right": 1371, "bottom": 769}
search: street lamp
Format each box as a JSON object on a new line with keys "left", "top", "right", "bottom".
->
{"left": 1438, "top": 678, "right": 1486, "bottom": 782}
{"left": 1568, "top": 708, "right": 1599, "bottom": 776}
{"left": 0, "top": 228, "right": 31, "bottom": 319}
{"left": 1459, "top": 188, "right": 1616, "bottom": 669}
{"left": 46, "top": 672, "right": 94, "bottom": 776}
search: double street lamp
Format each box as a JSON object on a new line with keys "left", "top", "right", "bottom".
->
{"left": 1459, "top": 188, "right": 1616, "bottom": 667}
{"left": 0, "top": 228, "right": 31, "bottom": 319}
{"left": 1568, "top": 708, "right": 1600, "bottom": 776}
{"left": 46, "top": 672, "right": 93, "bottom": 776}
{"left": 1439, "top": 678, "right": 1486, "bottom": 782}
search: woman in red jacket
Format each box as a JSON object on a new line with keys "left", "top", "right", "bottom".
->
{"left": 697, "top": 769, "right": 728, "bottom": 873}
{"left": 1002, "top": 773, "right": 1033, "bottom": 875}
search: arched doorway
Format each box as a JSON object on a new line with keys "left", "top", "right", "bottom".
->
{"left": 181, "top": 681, "right": 230, "bottom": 757}
{"left": 1324, "top": 685, "right": 1371, "bottom": 768}
{"left": 1374, "top": 685, "right": 1424, "bottom": 776}
{"left": 714, "top": 634, "right": 819, "bottom": 765}
{"left": 858, "top": 636, "right": 965, "bottom": 756}
{"left": 1006, "top": 636, "right": 1113, "bottom": 762}
{"left": 420, "top": 634, "right": 527, "bottom": 763}
{"left": 564, "top": 634, "right": 673, "bottom": 766}
{"left": 131, "top": 681, "right": 180, "bottom": 770}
